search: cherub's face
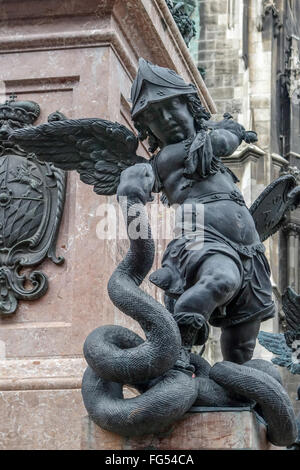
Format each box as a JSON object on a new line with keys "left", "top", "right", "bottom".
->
{"left": 139, "top": 96, "right": 196, "bottom": 147}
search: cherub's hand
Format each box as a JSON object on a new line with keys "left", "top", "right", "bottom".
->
{"left": 208, "top": 113, "right": 257, "bottom": 145}
{"left": 117, "top": 163, "right": 155, "bottom": 204}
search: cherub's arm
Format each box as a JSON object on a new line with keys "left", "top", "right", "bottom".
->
{"left": 210, "top": 128, "right": 241, "bottom": 157}
{"left": 207, "top": 113, "right": 257, "bottom": 157}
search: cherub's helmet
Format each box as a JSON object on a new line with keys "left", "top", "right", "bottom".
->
{"left": 131, "top": 58, "right": 197, "bottom": 119}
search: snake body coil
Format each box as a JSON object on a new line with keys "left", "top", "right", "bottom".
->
{"left": 82, "top": 165, "right": 198, "bottom": 436}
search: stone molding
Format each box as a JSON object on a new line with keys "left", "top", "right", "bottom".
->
{"left": 272, "top": 152, "right": 289, "bottom": 166}
{"left": 282, "top": 222, "right": 300, "bottom": 236}
{"left": 0, "top": 0, "right": 216, "bottom": 114}
{"left": 0, "top": 29, "right": 138, "bottom": 79}
{"left": 0, "top": 358, "right": 86, "bottom": 391}
{"left": 272, "top": 153, "right": 289, "bottom": 173}
{"left": 0, "top": 376, "right": 82, "bottom": 391}
{"left": 286, "top": 151, "right": 300, "bottom": 161}
{"left": 223, "top": 143, "right": 265, "bottom": 167}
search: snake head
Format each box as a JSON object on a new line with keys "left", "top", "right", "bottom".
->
{"left": 117, "top": 163, "right": 155, "bottom": 204}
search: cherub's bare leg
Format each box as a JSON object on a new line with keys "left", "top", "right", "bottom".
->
{"left": 220, "top": 319, "right": 261, "bottom": 364}
{"left": 173, "top": 254, "right": 241, "bottom": 346}
{"left": 174, "top": 254, "right": 241, "bottom": 320}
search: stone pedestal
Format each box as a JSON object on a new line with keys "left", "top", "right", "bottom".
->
{"left": 81, "top": 408, "right": 283, "bottom": 450}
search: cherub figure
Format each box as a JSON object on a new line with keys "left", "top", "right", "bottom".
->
{"left": 11, "top": 59, "right": 297, "bottom": 367}
{"left": 130, "top": 59, "right": 276, "bottom": 365}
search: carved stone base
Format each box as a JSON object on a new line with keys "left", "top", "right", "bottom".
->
{"left": 81, "top": 407, "right": 283, "bottom": 450}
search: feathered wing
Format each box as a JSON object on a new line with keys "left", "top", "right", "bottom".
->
{"left": 282, "top": 287, "right": 300, "bottom": 347}
{"left": 259, "top": 290, "right": 300, "bottom": 374}
{"left": 258, "top": 331, "right": 290, "bottom": 357}
{"left": 249, "top": 175, "right": 297, "bottom": 242}
{"left": 286, "top": 185, "right": 300, "bottom": 212}
{"left": 10, "top": 119, "right": 148, "bottom": 196}
{"left": 259, "top": 331, "right": 300, "bottom": 374}
{"left": 258, "top": 331, "right": 294, "bottom": 369}
{"left": 282, "top": 287, "right": 300, "bottom": 333}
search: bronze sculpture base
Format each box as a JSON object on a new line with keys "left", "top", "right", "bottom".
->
{"left": 81, "top": 407, "right": 282, "bottom": 450}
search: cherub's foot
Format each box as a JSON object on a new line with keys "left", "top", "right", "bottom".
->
{"left": 174, "top": 347, "right": 195, "bottom": 375}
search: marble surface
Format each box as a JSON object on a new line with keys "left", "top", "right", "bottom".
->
{"left": 81, "top": 409, "right": 283, "bottom": 450}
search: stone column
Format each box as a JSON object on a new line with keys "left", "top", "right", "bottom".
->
{"left": 282, "top": 223, "right": 300, "bottom": 291}
{"left": 223, "top": 143, "right": 266, "bottom": 206}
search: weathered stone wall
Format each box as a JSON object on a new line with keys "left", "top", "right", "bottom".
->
{"left": 193, "top": 0, "right": 247, "bottom": 123}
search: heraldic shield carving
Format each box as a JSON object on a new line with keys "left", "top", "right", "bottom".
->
{"left": 0, "top": 96, "right": 66, "bottom": 315}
